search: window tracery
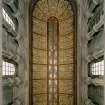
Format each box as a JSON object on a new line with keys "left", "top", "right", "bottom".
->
{"left": 32, "top": 0, "right": 75, "bottom": 105}
{"left": 89, "top": 58, "right": 104, "bottom": 78}
{"left": 2, "top": 60, "right": 16, "bottom": 76}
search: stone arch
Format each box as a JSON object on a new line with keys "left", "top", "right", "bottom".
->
{"left": 29, "top": 0, "right": 77, "bottom": 105}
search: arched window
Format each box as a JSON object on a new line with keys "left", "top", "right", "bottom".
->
{"left": 31, "top": 0, "right": 76, "bottom": 105}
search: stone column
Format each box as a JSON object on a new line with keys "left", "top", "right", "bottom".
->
{"left": 24, "top": 0, "right": 31, "bottom": 104}
{"left": 0, "top": 0, "right": 2, "bottom": 105}
{"left": 77, "top": 0, "right": 88, "bottom": 105}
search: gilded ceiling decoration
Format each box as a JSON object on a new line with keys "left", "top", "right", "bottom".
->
{"left": 32, "top": 0, "right": 75, "bottom": 105}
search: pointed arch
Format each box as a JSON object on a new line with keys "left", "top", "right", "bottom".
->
{"left": 29, "top": 0, "right": 77, "bottom": 105}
